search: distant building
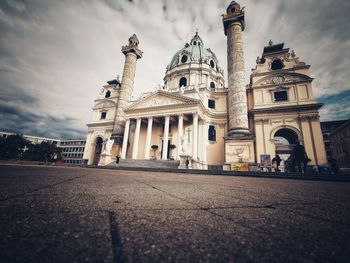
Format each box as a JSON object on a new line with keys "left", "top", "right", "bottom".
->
{"left": 0, "top": 131, "right": 87, "bottom": 165}
{"left": 58, "top": 139, "right": 86, "bottom": 165}
{"left": 0, "top": 131, "right": 60, "bottom": 145}
{"left": 320, "top": 120, "right": 347, "bottom": 158}
{"left": 329, "top": 120, "right": 350, "bottom": 168}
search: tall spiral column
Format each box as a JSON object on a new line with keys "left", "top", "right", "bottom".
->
{"left": 111, "top": 34, "right": 142, "bottom": 146}
{"left": 223, "top": 1, "right": 255, "bottom": 165}
{"left": 223, "top": 1, "right": 251, "bottom": 138}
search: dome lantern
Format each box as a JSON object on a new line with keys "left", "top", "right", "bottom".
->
{"left": 167, "top": 31, "right": 220, "bottom": 71}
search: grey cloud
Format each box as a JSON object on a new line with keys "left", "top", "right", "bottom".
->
{"left": 0, "top": 102, "right": 85, "bottom": 139}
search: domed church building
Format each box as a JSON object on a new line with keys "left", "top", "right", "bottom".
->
{"left": 83, "top": 1, "right": 327, "bottom": 170}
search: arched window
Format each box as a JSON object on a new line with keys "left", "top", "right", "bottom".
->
{"left": 105, "top": 90, "right": 111, "bottom": 98}
{"left": 95, "top": 137, "right": 103, "bottom": 155}
{"left": 271, "top": 59, "right": 284, "bottom": 70}
{"left": 179, "top": 77, "right": 187, "bottom": 87}
{"left": 208, "top": 125, "right": 216, "bottom": 141}
{"left": 210, "top": 82, "right": 215, "bottom": 90}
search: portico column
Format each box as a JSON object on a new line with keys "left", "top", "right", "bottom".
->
{"left": 144, "top": 117, "right": 153, "bottom": 159}
{"left": 121, "top": 119, "right": 130, "bottom": 159}
{"left": 177, "top": 114, "right": 184, "bottom": 159}
{"left": 132, "top": 118, "right": 141, "bottom": 159}
{"left": 162, "top": 115, "right": 170, "bottom": 160}
{"left": 192, "top": 113, "right": 198, "bottom": 160}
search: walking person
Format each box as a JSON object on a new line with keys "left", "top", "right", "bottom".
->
{"left": 291, "top": 142, "right": 308, "bottom": 173}
{"left": 272, "top": 154, "right": 282, "bottom": 172}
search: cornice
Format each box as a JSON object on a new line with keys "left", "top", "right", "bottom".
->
{"left": 250, "top": 65, "right": 311, "bottom": 78}
{"left": 250, "top": 103, "right": 323, "bottom": 114}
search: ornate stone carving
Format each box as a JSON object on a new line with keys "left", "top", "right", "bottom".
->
{"left": 111, "top": 41, "right": 142, "bottom": 143}
{"left": 225, "top": 21, "right": 250, "bottom": 136}
{"left": 255, "top": 118, "right": 269, "bottom": 123}
{"left": 299, "top": 114, "right": 319, "bottom": 121}
{"left": 272, "top": 76, "right": 285, "bottom": 84}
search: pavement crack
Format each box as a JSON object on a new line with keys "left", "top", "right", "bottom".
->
{"left": 0, "top": 175, "right": 85, "bottom": 202}
{"left": 108, "top": 211, "right": 125, "bottom": 263}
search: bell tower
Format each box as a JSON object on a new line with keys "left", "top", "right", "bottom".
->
{"left": 223, "top": 1, "right": 255, "bottom": 167}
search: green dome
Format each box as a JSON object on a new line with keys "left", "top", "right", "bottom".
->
{"left": 167, "top": 32, "right": 219, "bottom": 71}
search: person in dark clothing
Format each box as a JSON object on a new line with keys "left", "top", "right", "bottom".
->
{"left": 330, "top": 158, "right": 339, "bottom": 175}
{"left": 291, "top": 142, "right": 308, "bottom": 173}
{"left": 185, "top": 158, "right": 189, "bottom": 169}
{"left": 273, "top": 155, "right": 282, "bottom": 172}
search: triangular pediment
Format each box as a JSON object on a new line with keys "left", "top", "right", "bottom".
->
{"left": 125, "top": 90, "right": 198, "bottom": 111}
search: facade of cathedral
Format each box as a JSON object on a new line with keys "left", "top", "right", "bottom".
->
{"left": 83, "top": 1, "right": 327, "bottom": 170}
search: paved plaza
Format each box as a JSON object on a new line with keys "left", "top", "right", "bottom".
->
{"left": 0, "top": 164, "right": 350, "bottom": 262}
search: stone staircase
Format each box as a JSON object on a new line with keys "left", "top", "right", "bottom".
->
{"left": 111, "top": 159, "right": 180, "bottom": 169}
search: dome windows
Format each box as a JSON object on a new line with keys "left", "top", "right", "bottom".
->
{"left": 210, "top": 60, "right": 215, "bottom": 69}
{"left": 179, "top": 77, "right": 187, "bottom": 87}
{"left": 181, "top": 55, "right": 188, "bottom": 63}
{"left": 271, "top": 59, "right": 284, "bottom": 70}
{"left": 105, "top": 90, "right": 111, "bottom": 98}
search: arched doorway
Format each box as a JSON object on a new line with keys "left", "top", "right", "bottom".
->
{"left": 93, "top": 137, "right": 103, "bottom": 165}
{"left": 273, "top": 128, "right": 300, "bottom": 160}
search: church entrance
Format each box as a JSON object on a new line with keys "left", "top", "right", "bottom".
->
{"left": 93, "top": 137, "right": 103, "bottom": 165}
{"left": 160, "top": 140, "right": 171, "bottom": 159}
{"left": 273, "top": 128, "right": 299, "bottom": 160}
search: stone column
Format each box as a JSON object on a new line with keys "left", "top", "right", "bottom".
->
{"left": 192, "top": 113, "right": 198, "bottom": 160}
{"left": 132, "top": 118, "right": 141, "bottom": 159}
{"left": 162, "top": 115, "right": 170, "bottom": 160}
{"left": 111, "top": 34, "right": 142, "bottom": 145}
{"left": 144, "top": 117, "right": 153, "bottom": 159}
{"left": 177, "top": 114, "right": 183, "bottom": 158}
{"left": 223, "top": 2, "right": 250, "bottom": 137}
{"left": 121, "top": 119, "right": 130, "bottom": 159}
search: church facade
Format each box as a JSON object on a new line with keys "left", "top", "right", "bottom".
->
{"left": 83, "top": 1, "right": 327, "bottom": 170}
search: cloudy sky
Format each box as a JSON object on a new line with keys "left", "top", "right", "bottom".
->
{"left": 0, "top": 0, "right": 349, "bottom": 139}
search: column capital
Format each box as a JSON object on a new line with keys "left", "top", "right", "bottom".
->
{"left": 121, "top": 34, "right": 143, "bottom": 59}
{"left": 222, "top": 2, "right": 245, "bottom": 35}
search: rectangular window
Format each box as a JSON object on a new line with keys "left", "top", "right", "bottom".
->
{"left": 100, "top": 111, "right": 107, "bottom": 119}
{"left": 274, "top": 91, "right": 288, "bottom": 102}
{"left": 208, "top": 99, "right": 216, "bottom": 109}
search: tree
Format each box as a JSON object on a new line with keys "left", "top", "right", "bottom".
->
{"left": 0, "top": 135, "right": 29, "bottom": 160}
{"left": 23, "top": 141, "right": 61, "bottom": 162}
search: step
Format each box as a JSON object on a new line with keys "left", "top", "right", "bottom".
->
{"left": 112, "top": 159, "right": 180, "bottom": 169}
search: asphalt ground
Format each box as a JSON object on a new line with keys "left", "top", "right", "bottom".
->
{"left": 0, "top": 164, "right": 350, "bottom": 262}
